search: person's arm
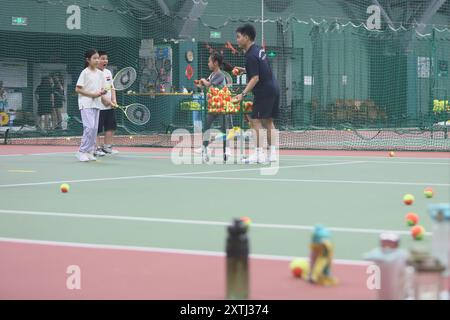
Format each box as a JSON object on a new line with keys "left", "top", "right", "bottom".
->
{"left": 235, "top": 56, "right": 259, "bottom": 101}
{"left": 75, "top": 86, "right": 103, "bottom": 98}
{"left": 234, "top": 76, "right": 259, "bottom": 102}
{"left": 111, "top": 88, "right": 117, "bottom": 106}
{"left": 205, "top": 73, "right": 225, "bottom": 88}
{"left": 200, "top": 78, "right": 211, "bottom": 87}
{"left": 101, "top": 95, "right": 112, "bottom": 107}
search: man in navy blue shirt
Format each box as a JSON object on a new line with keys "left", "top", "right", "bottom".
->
{"left": 234, "top": 24, "right": 279, "bottom": 163}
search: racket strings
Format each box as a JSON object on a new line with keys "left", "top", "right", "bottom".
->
{"left": 125, "top": 103, "right": 150, "bottom": 126}
{"left": 114, "top": 67, "right": 137, "bottom": 91}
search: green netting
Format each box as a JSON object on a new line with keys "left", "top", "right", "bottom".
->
{"left": 1, "top": 0, "right": 449, "bottom": 151}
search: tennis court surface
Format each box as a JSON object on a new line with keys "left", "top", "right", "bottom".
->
{"left": 1, "top": 145, "right": 448, "bottom": 299}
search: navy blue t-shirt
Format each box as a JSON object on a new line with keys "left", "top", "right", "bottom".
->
{"left": 245, "top": 44, "right": 279, "bottom": 96}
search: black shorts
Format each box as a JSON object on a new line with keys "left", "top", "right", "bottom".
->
{"left": 98, "top": 109, "right": 117, "bottom": 133}
{"left": 251, "top": 90, "right": 280, "bottom": 120}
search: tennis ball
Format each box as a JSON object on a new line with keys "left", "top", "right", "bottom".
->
{"left": 405, "top": 212, "right": 419, "bottom": 227}
{"left": 60, "top": 183, "right": 70, "bottom": 193}
{"left": 129, "top": 136, "right": 133, "bottom": 140}
{"left": 411, "top": 225, "right": 425, "bottom": 240}
{"left": 403, "top": 194, "right": 415, "bottom": 205}
{"left": 240, "top": 216, "right": 252, "bottom": 229}
{"left": 66, "top": 137, "right": 71, "bottom": 141}
{"left": 389, "top": 151, "right": 395, "bottom": 157}
{"left": 424, "top": 187, "right": 434, "bottom": 198}
{"left": 289, "top": 258, "right": 309, "bottom": 279}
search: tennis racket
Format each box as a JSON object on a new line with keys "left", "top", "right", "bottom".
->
{"left": 105, "top": 67, "right": 137, "bottom": 92}
{"left": 113, "top": 103, "right": 150, "bottom": 126}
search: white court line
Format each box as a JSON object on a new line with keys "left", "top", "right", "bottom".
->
{"left": 152, "top": 175, "right": 450, "bottom": 187}
{"left": 1, "top": 150, "right": 448, "bottom": 161}
{"left": 0, "top": 152, "right": 75, "bottom": 157}
{"left": 0, "top": 237, "right": 371, "bottom": 266}
{"left": 278, "top": 158, "right": 450, "bottom": 165}
{"left": 0, "top": 209, "right": 431, "bottom": 236}
{"left": 0, "top": 160, "right": 365, "bottom": 188}
{"left": 115, "top": 154, "right": 450, "bottom": 166}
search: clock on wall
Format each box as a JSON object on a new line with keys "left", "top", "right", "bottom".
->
{"left": 185, "top": 50, "right": 194, "bottom": 63}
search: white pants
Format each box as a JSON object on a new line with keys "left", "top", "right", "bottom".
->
{"left": 79, "top": 108, "right": 100, "bottom": 153}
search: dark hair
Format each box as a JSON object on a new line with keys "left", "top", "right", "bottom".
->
{"left": 210, "top": 52, "right": 234, "bottom": 72}
{"left": 98, "top": 50, "right": 108, "bottom": 57}
{"left": 236, "top": 24, "right": 256, "bottom": 41}
{"left": 222, "top": 62, "right": 234, "bottom": 72}
{"left": 210, "top": 52, "right": 223, "bottom": 67}
{"left": 84, "top": 48, "right": 98, "bottom": 68}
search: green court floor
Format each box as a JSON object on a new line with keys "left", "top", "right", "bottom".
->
{"left": 0, "top": 150, "right": 449, "bottom": 261}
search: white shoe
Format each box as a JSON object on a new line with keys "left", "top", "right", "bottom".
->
{"left": 102, "top": 145, "right": 119, "bottom": 155}
{"left": 94, "top": 148, "right": 106, "bottom": 157}
{"left": 269, "top": 153, "right": 278, "bottom": 162}
{"left": 86, "top": 153, "right": 97, "bottom": 161}
{"left": 243, "top": 130, "right": 253, "bottom": 139}
{"left": 258, "top": 151, "right": 267, "bottom": 164}
{"left": 78, "top": 152, "right": 90, "bottom": 162}
{"left": 194, "top": 146, "right": 204, "bottom": 154}
{"left": 242, "top": 149, "right": 266, "bottom": 164}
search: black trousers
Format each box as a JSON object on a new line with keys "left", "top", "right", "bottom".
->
{"left": 203, "top": 114, "right": 233, "bottom": 147}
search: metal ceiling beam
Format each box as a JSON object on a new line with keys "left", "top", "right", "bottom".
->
{"left": 416, "top": 0, "right": 446, "bottom": 33}
{"left": 156, "top": 0, "right": 171, "bottom": 16}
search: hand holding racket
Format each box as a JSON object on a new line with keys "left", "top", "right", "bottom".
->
{"left": 111, "top": 102, "right": 151, "bottom": 126}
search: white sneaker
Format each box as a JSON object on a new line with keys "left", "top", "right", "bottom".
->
{"left": 87, "top": 153, "right": 97, "bottom": 161}
{"left": 269, "top": 146, "right": 278, "bottom": 162}
{"left": 242, "top": 149, "right": 266, "bottom": 164}
{"left": 243, "top": 130, "right": 253, "bottom": 139}
{"left": 102, "top": 145, "right": 119, "bottom": 155}
{"left": 78, "top": 152, "right": 90, "bottom": 162}
{"left": 194, "top": 146, "right": 204, "bottom": 154}
{"left": 258, "top": 151, "right": 267, "bottom": 164}
{"left": 269, "top": 152, "right": 278, "bottom": 162}
{"left": 94, "top": 148, "right": 106, "bottom": 157}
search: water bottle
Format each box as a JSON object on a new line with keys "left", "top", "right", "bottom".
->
{"left": 8, "top": 110, "right": 14, "bottom": 128}
{"left": 192, "top": 93, "right": 203, "bottom": 133}
{"left": 226, "top": 219, "right": 249, "bottom": 300}
{"left": 364, "top": 233, "right": 409, "bottom": 300}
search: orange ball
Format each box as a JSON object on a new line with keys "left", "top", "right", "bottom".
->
{"left": 60, "top": 183, "right": 70, "bottom": 193}
{"left": 405, "top": 212, "right": 419, "bottom": 226}
{"left": 411, "top": 225, "right": 425, "bottom": 240}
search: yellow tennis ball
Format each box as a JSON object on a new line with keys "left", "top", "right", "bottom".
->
{"left": 60, "top": 183, "right": 70, "bottom": 193}
{"left": 290, "top": 258, "right": 309, "bottom": 279}
{"left": 129, "top": 136, "right": 133, "bottom": 139}
{"left": 403, "top": 194, "right": 414, "bottom": 205}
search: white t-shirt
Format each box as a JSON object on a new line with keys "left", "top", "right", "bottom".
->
{"left": 76, "top": 67, "right": 106, "bottom": 110}
{"left": 99, "top": 68, "right": 114, "bottom": 110}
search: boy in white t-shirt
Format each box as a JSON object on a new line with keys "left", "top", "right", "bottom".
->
{"left": 75, "top": 49, "right": 107, "bottom": 162}
{"left": 95, "top": 51, "right": 118, "bottom": 156}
